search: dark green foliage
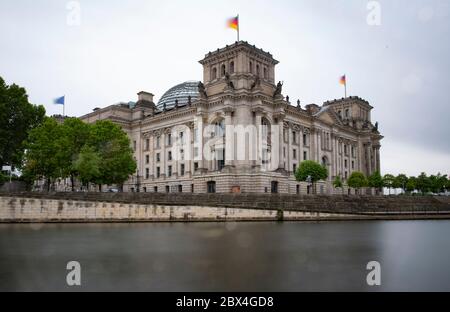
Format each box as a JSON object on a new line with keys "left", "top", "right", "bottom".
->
{"left": 295, "top": 160, "right": 328, "bottom": 194}
{"left": 348, "top": 171, "right": 368, "bottom": 190}
{"left": 0, "top": 77, "right": 45, "bottom": 168}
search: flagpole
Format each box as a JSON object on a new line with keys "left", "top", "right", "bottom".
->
{"left": 237, "top": 14, "right": 240, "bottom": 42}
{"left": 345, "top": 83, "right": 347, "bottom": 98}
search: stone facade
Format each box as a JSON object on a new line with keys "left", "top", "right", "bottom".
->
{"left": 79, "top": 41, "right": 383, "bottom": 194}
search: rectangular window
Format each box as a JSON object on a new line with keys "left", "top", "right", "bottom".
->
{"left": 352, "top": 161, "right": 354, "bottom": 170}
{"left": 303, "top": 151, "right": 307, "bottom": 160}
{"left": 145, "top": 168, "right": 149, "bottom": 179}
{"left": 345, "top": 159, "right": 348, "bottom": 168}
{"left": 194, "top": 162, "right": 199, "bottom": 171}
{"left": 154, "top": 186, "right": 158, "bottom": 193}
{"left": 168, "top": 165, "right": 172, "bottom": 177}
{"left": 156, "top": 167, "right": 160, "bottom": 178}
{"left": 156, "top": 137, "right": 160, "bottom": 149}
{"left": 303, "top": 134, "right": 307, "bottom": 146}
{"left": 145, "top": 139, "right": 150, "bottom": 151}
{"left": 292, "top": 131, "right": 297, "bottom": 144}
{"left": 194, "top": 147, "right": 199, "bottom": 158}
{"left": 166, "top": 134, "right": 172, "bottom": 146}
{"left": 133, "top": 140, "right": 137, "bottom": 151}
{"left": 168, "top": 151, "right": 172, "bottom": 161}
{"left": 293, "top": 164, "right": 297, "bottom": 173}
{"left": 344, "top": 145, "right": 348, "bottom": 156}
{"left": 293, "top": 149, "right": 297, "bottom": 159}
{"left": 156, "top": 153, "right": 160, "bottom": 162}
{"left": 145, "top": 155, "right": 150, "bottom": 164}
{"left": 180, "top": 164, "right": 185, "bottom": 176}
{"left": 283, "top": 147, "right": 286, "bottom": 158}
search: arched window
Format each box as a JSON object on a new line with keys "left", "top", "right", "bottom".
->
{"left": 249, "top": 61, "right": 253, "bottom": 73}
{"left": 322, "top": 156, "right": 328, "bottom": 167}
{"left": 221, "top": 64, "right": 226, "bottom": 76}
{"left": 256, "top": 64, "right": 260, "bottom": 77}
{"left": 230, "top": 61, "right": 235, "bottom": 74}
{"left": 263, "top": 67, "right": 268, "bottom": 79}
{"left": 212, "top": 67, "right": 217, "bottom": 80}
{"left": 345, "top": 109, "right": 349, "bottom": 118}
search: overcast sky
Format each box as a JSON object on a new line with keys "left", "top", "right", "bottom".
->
{"left": 1, "top": 0, "right": 449, "bottom": 176}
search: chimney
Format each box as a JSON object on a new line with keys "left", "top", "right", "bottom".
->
{"left": 137, "top": 91, "right": 154, "bottom": 103}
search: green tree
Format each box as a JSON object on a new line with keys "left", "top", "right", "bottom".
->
{"left": 406, "top": 177, "right": 417, "bottom": 194}
{"left": 416, "top": 172, "right": 432, "bottom": 194}
{"left": 74, "top": 145, "right": 101, "bottom": 188}
{"left": 368, "top": 171, "right": 384, "bottom": 194}
{"left": 383, "top": 174, "right": 396, "bottom": 195}
{"left": 395, "top": 174, "right": 409, "bottom": 194}
{"left": 56, "top": 118, "right": 92, "bottom": 191}
{"left": 347, "top": 171, "right": 368, "bottom": 194}
{"left": 0, "top": 77, "right": 46, "bottom": 169}
{"left": 429, "top": 173, "right": 447, "bottom": 194}
{"left": 88, "top": 120, "right": 136, "bottom": 191}
{"left": 333, "top": 175, "right": 343, "bottom": 194}
{"left": 22, "top": 118, "right": 62, "bottom": 191}
{"left": 295, "top": 160, "right": 328, "bottom": 194}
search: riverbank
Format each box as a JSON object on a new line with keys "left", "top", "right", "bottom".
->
{"left": 1, "top": 192, "right": 449, "bottom": 222}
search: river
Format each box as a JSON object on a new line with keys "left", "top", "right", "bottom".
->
{"left": 0, "top": 220, "right": 449, "bottom": 291}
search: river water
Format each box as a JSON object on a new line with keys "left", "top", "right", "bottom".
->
{"left": 0, "top": 220, "right": 449, "bottom": 291}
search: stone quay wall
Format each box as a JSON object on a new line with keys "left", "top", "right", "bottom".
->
{"left": 0, "top": 192, "right": 449, "bottom": 223}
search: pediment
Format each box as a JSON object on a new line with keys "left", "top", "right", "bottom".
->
{"left": 314, "top": 107, "right": 342, "bottom": 126}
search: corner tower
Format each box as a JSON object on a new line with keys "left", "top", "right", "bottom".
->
{"left": 199, "top": 41, "right": 280, "bottom": 98}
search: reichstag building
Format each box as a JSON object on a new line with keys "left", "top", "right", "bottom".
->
{"left": 80, "top": 41, "right": 383, "bottom": 194}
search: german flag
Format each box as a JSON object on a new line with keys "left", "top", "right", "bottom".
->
{"left": 339, "top": 75, "right": 346, "bottom": 86}
{"left": 227, "top": 16, "right": 239, "bottom": 30}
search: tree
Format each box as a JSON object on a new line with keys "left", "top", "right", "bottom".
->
{"left": 368, "top": 171, "right": 384, "bottom": 194}
{"left": 74, "top": 145, "right": 101, "bottom": 188}
{"left": 395, "top": 174, "right": 409, "bottom": 194}
{"left": 295, "top": 160, "right": 328, "bottom": 194}
{"left": 0, "top": 76, "right": 46, "bottom": 169}
{"left": 87, "top": 120, "right": 136, "bottom": 191}
{"left": 22, "top": 118, "right": 62, "bottom": 191}
{"left": 333, "top": 175, "right": 343, "bottom": 194}
{"left": 406, "top": 177, "right": 417, "bottom": 194}
{"left": 383, "top": 174, "right": 395, "bottom": 195}
{"left": 429, "top": 173, "right": 447, "bottom": 194}
{"left": 416, "top": 172, "right": 432, "bottom": 194}
{"left": 56, "top": 118, "right": 92, "bottom": 191}
{"left": 347, "top": 171, "right": 368, "bottom": 195}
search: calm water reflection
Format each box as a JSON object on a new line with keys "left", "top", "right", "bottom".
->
{"left": 0, "top": 221, "right": 449, "bottom": 291}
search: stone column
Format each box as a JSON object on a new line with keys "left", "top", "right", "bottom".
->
{"left": 253, "top": 108, "right": 263, "bottom": 170}
{"left": 376, "top": 146, "right": 381, "bottom": 172}
{"left": 331, "top": 133, "right": 336, "bottom": 178}
{"left": 366, "top": 143, "right": 372, "bottom": 175}
{"left": 196, "top": 113, "right": 207, "bottom": 173}
{"left": 310, "top": 128, "right": 316, "bottom": 162}
{"left": 161, "top": 132, "right": 166, "bottom": 179}
{"left": 287, "top": 123, "right": 292, "bottom": 173}
{"left": 278, "top": 117, "right": 285, "bottom": 170}
{"left": 299, "top": 127, "right": 304, "bottom": 165}
{"left": 224, "top": 107, "right": 234, "bottom": 168}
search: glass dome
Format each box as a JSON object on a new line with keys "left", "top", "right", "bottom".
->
{"left": 157, "top": 81, "right": 200, "bottom": 110}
